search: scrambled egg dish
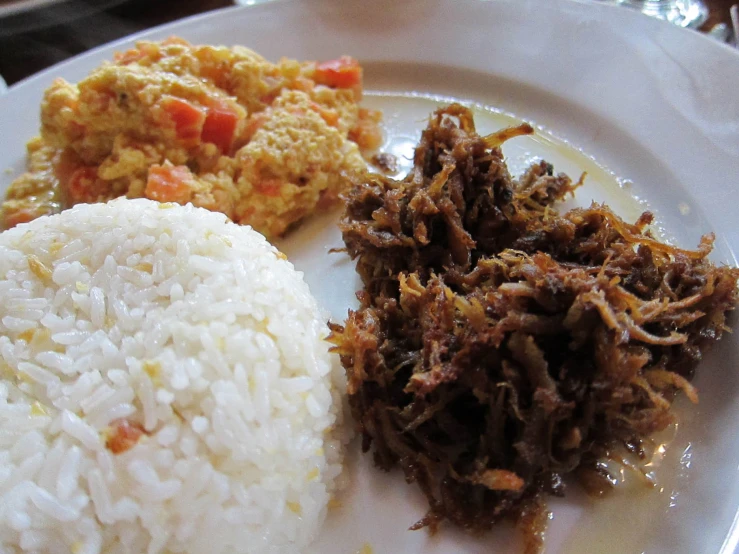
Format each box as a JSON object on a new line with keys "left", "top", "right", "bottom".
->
{"left": 2, "top": 37, "right": 381, "bottom": 238}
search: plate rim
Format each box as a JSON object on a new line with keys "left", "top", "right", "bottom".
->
{"left": 4, "top": 0, "right": 739, "bottom": 95}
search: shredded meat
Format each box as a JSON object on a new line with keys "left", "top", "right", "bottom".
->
{"left": 329, "top": 104, "right": 739, "bottom": 551}
{"left": 372, "top": 152, "right": 400, "bottom": 174}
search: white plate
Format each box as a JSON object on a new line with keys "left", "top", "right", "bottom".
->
{"left": 2, "top": 1, "right": 739, "bottom": 552}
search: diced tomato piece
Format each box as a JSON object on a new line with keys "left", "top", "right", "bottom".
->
{"left": 145, "top": 164, "right": 194, "bottom": 204}
{"left": 105, "top": 419, "right": 147, "bottom": 455}
{"left": 202, "top": 102, "right": 240, "bottom": 152}
{"left": 313, "top": 56, "right": 362, "bottom": 89}
{"left": 160, "top": 97, "right": 206, "bottom": 146}
{"left": 254, "top": 178, "right": 283, "bottom": 197}
{"left": 66, "top": 166, "right": 100, "bottom": 204}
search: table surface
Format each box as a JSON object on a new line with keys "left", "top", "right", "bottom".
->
{"left": 0, "top": 0, "right": 735, "bottom": 87}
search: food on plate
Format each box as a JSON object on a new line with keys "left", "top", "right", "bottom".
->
{"left": 329, "top": 104, "right": 739, "bottom": 551}
{"left": 1, "top": 38, "right": 382, "bottom": 238}
{"left": 0, "top": 199, "right": 344, "bottom": 553}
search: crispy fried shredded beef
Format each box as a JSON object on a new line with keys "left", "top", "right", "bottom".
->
{"left": 328, "top": 104, "right": 739, "bottom": 552}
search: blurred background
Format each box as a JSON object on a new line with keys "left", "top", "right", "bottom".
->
{"left": 0, "top": 0, "right": 736, "bottom": 88}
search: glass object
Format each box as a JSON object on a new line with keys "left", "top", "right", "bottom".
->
{"left": 617, "top": 0, "right": 709, "bottom": 28}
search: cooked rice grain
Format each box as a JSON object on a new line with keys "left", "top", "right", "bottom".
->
{"left": 0, "top": 198, "right": 344, "bottom": 554}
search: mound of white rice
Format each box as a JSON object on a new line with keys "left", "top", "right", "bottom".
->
{"left": 0, "top": 199, "right": 344, "bottom": 554}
